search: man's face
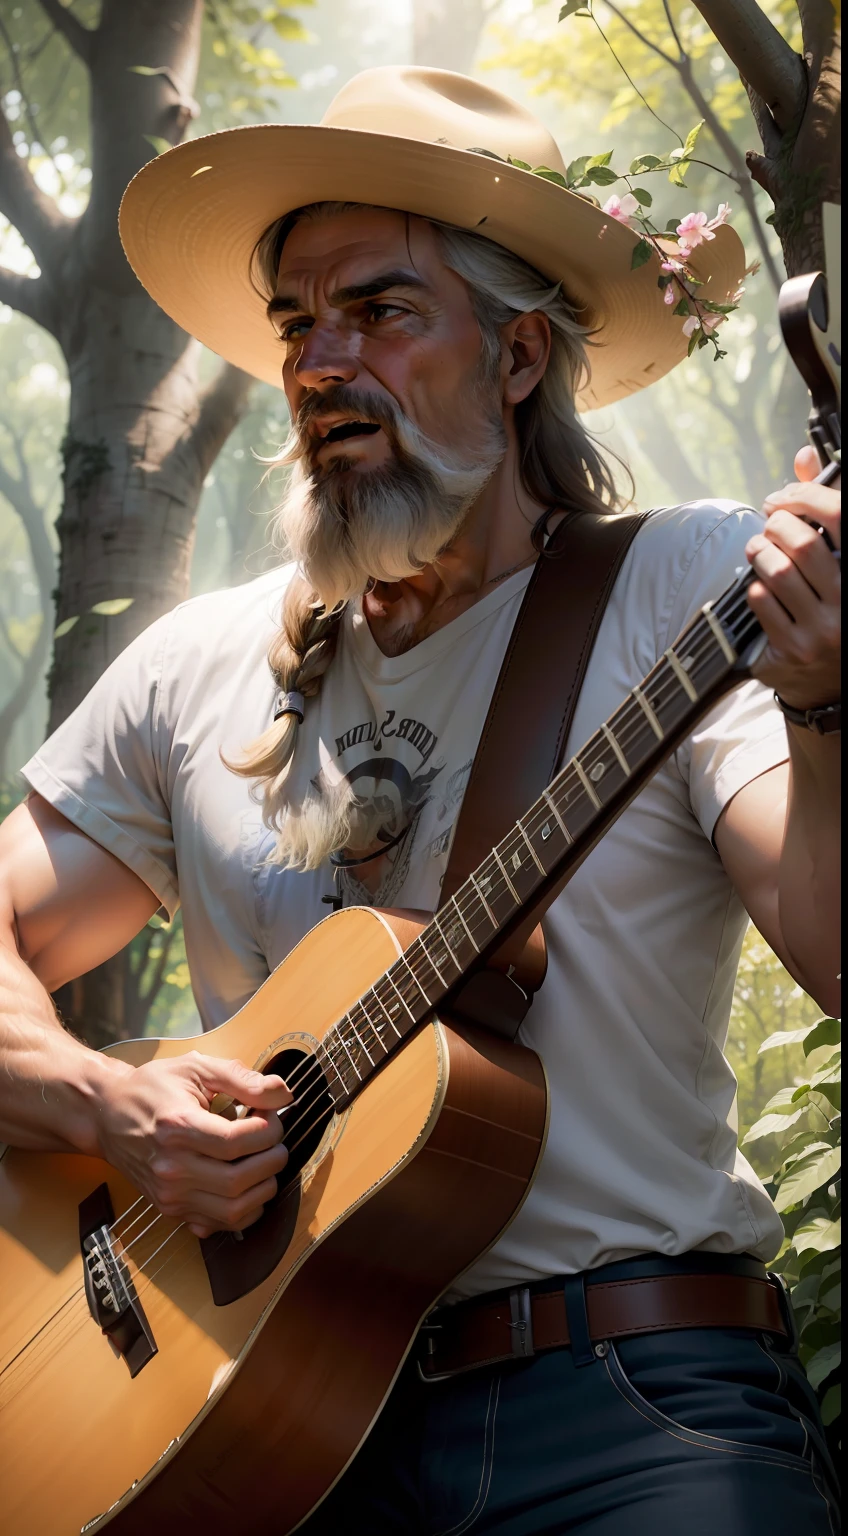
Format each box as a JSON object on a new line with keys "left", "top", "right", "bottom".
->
{"left": 265, "top": 208, "right": 509, "bottom": 610}
{"left": 270, "top": 207, "right": 495, "bottom": 474}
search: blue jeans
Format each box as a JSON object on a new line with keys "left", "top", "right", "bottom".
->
{"left": 299, "top": 1256, "right": 839, "bottom": 1534}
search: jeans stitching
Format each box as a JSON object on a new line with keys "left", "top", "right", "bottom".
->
{"left": 605, "top": 1343, "right": 816, "bottom": 1473}
{"left": 434, "top": 1375, "right": 501, "bottom": 1536}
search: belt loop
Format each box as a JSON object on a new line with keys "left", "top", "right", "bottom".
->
{"left": 563, "top": 1274, "right": 595, "bottom": 1367}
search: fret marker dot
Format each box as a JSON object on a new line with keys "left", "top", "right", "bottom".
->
{"left": 589, "top": 762, "right": 605, "bottom": 782}
{"left": 511, "top": 851, "right": 522, "bottom": 871}
{"left": 681, "top": 655, "right": 694, "bottom": 671}
{"left": 541, "top": 823, "right": 552, "bottom": 841}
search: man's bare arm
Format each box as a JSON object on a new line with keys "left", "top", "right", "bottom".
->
{"left": 0, "top": 794, "right": 290, "bottom": 1235}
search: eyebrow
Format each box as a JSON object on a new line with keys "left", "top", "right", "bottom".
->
{"left": 266, "top": 269, "right": 428, "bottom": 319}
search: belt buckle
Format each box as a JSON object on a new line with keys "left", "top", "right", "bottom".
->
{"left": 768, "top": 1272, "right": 799, "bottom": 1351}
{"left": 508, "top": 1286, "right": 535, "bottom": 1360}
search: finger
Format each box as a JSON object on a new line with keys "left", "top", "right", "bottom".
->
{"left": 180, "top": 1177, "right": 281, "bottom": 1232}
{"left": 183, "top": 1052, "right": 293, "bottom": 1111}
{"left": 746, "top": 539, "right": 821, "bottom": 624}
{"left": 763, "top": 483, "right": 842, "bottom": 548}
{"left": 794, "top": 445, "right": 822, "bottom": 482}
{"left": 150, "top": 1141, "right": 289, "bottom": 1203}
{"left": 755, "top": 513, "right": 842, "bottom": 603}
{"left": 176, "top": 1105, "right": 286, "bottom": 1161}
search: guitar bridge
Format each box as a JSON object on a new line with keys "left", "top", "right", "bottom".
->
{"left": 79, "top": 1183, "right": 157, "bottom": 1377}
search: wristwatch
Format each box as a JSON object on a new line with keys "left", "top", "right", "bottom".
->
{"left": 775, "top": 695, "right": 842, "bottom": 735}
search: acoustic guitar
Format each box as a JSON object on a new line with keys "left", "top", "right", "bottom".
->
{"left": 0, "top": 253, "right": 839, "bottom": 1536}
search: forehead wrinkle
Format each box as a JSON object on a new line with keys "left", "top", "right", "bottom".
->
{"left": 267, "top": 268, "right": 430, "bottom": 321}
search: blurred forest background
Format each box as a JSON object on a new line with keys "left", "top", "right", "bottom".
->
{"left": 0, "top": 0, "right": 840, "bottom": 1435}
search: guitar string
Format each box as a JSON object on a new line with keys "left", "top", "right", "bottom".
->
{"left": 0, "top": 591, "right": 760, "bottom": 1398}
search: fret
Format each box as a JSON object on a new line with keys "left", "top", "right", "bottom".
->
{"left": 432, "top": 911, "right": 463, "bottom": 970}
{"left": 333, "top": 1026, "right": 363, "bottom": 1082}
{"left": 418, "top": 929, "right": 450, "bottom": 987}
{"left": 601, "top": 721, "right": 630, "bottom": 775}
{"left": 352, "top": 998, "right": 384, "bottom": 1058}
{"left": 664, "top": 646, "right": 699, "bottom": 702}
{"left": 384, "top": 969, "right": 417, "bottom": 1023}
{"left": 543, "top": 788, "right": 573, "bottom": 843}
{"left": 517, "top": 817, "right": 546, "bottom": 875}
{"left": 574, "top": 756, "right": 602, "bottom": 809}
{"left": 317, "top": 1041, "right": 348, "bottom": 1097}
{"left": 470, "top": 872, "right": 498, "bottom": 928}
{"left": 702, "top": 602, "right": 737, "bottom": 663}
{"left": 400, "top": 953, "right": 433, "bottom": 1008}
{"left": 449, "top": 894, "right": 481, "bottom": 953}
{"left": 370, "top": 985, "right": 403, "bottom": 1040}
{"left": 492, "top": 846, "right": 520, "bottom": 903}
{"left": 346, "top": 1011, "right": 376, "bottom": 1066}
{"left": 632, "top": 684, "right": 664, "bottom": 740}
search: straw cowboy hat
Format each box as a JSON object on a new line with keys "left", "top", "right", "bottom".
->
{"left": 119, "top": 65, "right": 745, "bottom": 411}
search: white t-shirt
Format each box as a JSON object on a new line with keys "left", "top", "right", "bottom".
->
{"left": 23, "top": 501, "right": 789, "bottom": 1292}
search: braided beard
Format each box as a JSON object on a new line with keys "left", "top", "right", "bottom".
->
{"left": 273, "top": 385, "right": 508, "bottom": 611}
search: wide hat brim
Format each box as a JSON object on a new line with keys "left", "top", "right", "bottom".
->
{"left": 119, "top": 123, "right": 745, "bottom": 411}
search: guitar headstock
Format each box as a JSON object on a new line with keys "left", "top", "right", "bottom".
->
{"left": 778, "top": 203, "right": 841, "bottom": 472}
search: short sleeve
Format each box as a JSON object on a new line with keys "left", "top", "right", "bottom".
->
{"left": 21, "top": 611, "right": 180, "bottom": 918}
{"left": 663, "top": 505, "right": 789, "bottom": 843}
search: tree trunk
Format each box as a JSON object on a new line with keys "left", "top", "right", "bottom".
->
{"left": 412, "top": 0, "right": 488, "bottom": 74}
{"left": 0, "top": 0, "right": 254, "bottom": 1042}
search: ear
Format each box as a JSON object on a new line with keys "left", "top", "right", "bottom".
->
{"left": 500, "top": 312, "right": 551, "bottom": 405}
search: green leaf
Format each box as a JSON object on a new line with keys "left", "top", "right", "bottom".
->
{"left": 821, "top": 1383, "right": 841, "bottom": 1426}
{"left": 657, "top": 273, "right": 674, "bottom": 289}
{"left": 630, "top": 238, "right": 653, "bottom": 270}
{"left": 805, "top": 1339, "right": 841, "bottom": 1390}
{"left": 127, "top": 65, "right": 160, "bottom": 75}
{"left": 762, "top": 1085, "right": 809, "bottom": 1116}
{"left": 566, "top": 155, "right": 591, "bottom": 186}
{"left": 532, "top": 167, "right": 568, "bottom": 188}
{"left": 586, "top": 151, "right": 614, "bottom": 169}
{"left": 630, "top": 154, "right": 663, "bottom": 174}
{"left": 559, "top": 1, "right": 593, "bottom": 17}
{"left": 774, "top": 1145, "right": 841, "bottom": 1212}
{"left": 792, "top": 1216, "right": 841, "bottom": 1255}
{"left": 687, "top": 330, "right": 701, "bottom": 357}
{"left": 143, "top": 136, "right": 172, "bottom": 157}
{"left": 507, "top": 157, "right": 531, "bottom": 171}
{"left": 804, "top": 1018, "right": 841, "bottom": 1057}
{"left": 683, "top": 119, "right": 705, "bottom": 157}
{"left": 466, "top": 147, "right": 507, "bottom": 163}
{"left": 53, "top": 615, "right": 79, "bottom": 640}
{"left": 791, "top": 1083, "right": 812, "bottom": 1103}
{"left": 743, "top": 1107, "right": 807, "bottom": 1142}
{"left": 630, "top": 187, "right": 653, "bottom": 207}
{"left": 89, "top": 598, "right": 135, "bottom": 616}
{"left": 669, "top": 160, "right": 691, "bottom": 188}
{"left": 759, "top": 1024, "right": 820, "bottom": 1053}
{"left": 811, "top": 1051, "right": 841, "bottom": 1089}
{"left": 587, "top": 165, "right": 619, "bottom": 187}
{"left": 673, "top": 297, "right": 691, "bottom": 316}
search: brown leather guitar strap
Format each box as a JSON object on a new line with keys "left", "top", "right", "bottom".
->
{"left": 442, "top": 506, "right": 651, "bottom": 908}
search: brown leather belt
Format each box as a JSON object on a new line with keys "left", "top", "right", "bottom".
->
{"left": 418, "top": 1273, "right": 788, "bottom": 1380}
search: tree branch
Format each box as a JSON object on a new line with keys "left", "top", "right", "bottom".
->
{"left": 185, "top": 362, "right": 255, "bottom": 479}
{"left": 0, "top": 102, "right": 71, "bottom": 277}
{"left": 689, "top": 0, "right": 807, "bottom": 133}
{"left": 0, "top": 264, "right": 51, "bottom": 327}
{"left": 32, "top": 0, "right": 93, "bottom": 66}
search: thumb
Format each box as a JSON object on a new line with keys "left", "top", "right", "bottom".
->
{"left": 794, "top": 444, "right": 821, "bottom": 483}
{"left": 184, "top": 1051, "right": 292, "bottom": 1110}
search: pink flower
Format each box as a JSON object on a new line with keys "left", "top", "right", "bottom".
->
{"left": 682, "top": 314, "right": 700, "bottom": 338}
{"left": 676, "top": 211, "right": 715, "bottom": 252}
{"left": 682, "top": 311, "right": 726, "bottom": 339}
{"left": 707, "top": 202, "right": 732, "bottom": 229}
{"left": 603, "top": 192, "right": 640, "bottom": 226}
{"left": 663, "top": 285, "right": 676, "bottom": 305}
{"left": 660, "top": 255, "right": 685, "bottom": 274}
{"left": 701, "top": 312, "right": 726, "bottom": 333}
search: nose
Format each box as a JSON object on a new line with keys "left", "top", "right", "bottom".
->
{"left": 293, "top": 322, "right": 358, "bottom": 391}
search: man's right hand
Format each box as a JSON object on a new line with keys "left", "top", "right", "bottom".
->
{"left": 97, "top": 1052, "right": 293, "bottom": 1238}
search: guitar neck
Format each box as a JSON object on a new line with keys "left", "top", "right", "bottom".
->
{"left": 317, "top": 562, "right": 763, "bottom": 1106}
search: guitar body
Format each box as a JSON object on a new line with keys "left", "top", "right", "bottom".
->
{"left": 0, "top": 906, "right": 547, "bottom": 1536}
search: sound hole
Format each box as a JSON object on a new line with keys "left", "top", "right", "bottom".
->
{"left": 201, "top": 1045, "right": 335, "bottom": 1306}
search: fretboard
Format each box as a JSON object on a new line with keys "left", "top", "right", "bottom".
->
{"left": 315, "top": 563, "right": 762, "bottom": 1105}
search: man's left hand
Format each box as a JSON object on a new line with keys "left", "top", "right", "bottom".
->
{"left": 745, "top": 445, "right": 841, "bottom": 712}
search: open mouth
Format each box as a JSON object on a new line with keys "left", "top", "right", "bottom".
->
{"left": 320, "top": 420, "right": 382, "bottom": 444}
